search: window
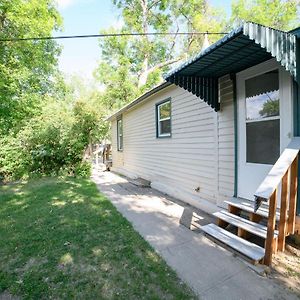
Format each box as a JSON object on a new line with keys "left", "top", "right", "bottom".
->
{"left": 156, "top": 99, "right": 171, "bottom": 138}
{"left": 117, "top": 118, "right": 123, "bottom": 151}
{"left": 245, "top": 70, "right": 280, "bottom": 164}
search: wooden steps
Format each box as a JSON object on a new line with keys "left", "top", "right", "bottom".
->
{"left": 201, "top": 224, "right": 265, "bottom": 262}
{"left": 225, "top": 198, "right": 280, "bottom": 221}
{"left": 214, "top": 210, "right": 278, "bottom": 239}
{"left": 201, "top": 141, "right": 299, "bottom": 266}
{"left": 200, "top": 197, "right": 281, "bottom": 263}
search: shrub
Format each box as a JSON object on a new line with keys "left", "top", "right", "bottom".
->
{"left": 0, "top": 99, "right": 105, "bottom": 181}
{"left": 74, "top": 161, "right": 92, "bottom": 178}
{"left": 0, "top": 136, "right": 31, "bottom": 181}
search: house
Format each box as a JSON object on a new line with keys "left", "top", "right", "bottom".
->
{"left": 107, "top": 22, "right": 300, "bottom": 265}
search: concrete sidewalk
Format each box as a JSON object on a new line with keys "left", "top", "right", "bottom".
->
{"left": 92, "top": 168, "right": 298, "bottom": 300}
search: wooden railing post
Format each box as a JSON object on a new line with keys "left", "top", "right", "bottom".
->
{"left": 105, "top": 144, "right": 111, "bottom": 161}
{"left": 254, "top": 140, "right": 300, "bottom": 265}
{"left": 288, "top": 155, "right": 298, "bottom": 234}
{"left": 264, "top": 189, "right": 277, "bottom": 266}
{"left": 278, "top": 169, "right": 289, "bottom": 251}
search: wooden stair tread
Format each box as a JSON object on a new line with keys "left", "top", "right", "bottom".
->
{"left": 231, "top": 196, "right": 280, "bottom": 211}
{"left": 201, "top": 224, "right": 265, "bottom": 262}
{"left": 225, "top": 198, "right": 280, "bottom": 221}
{"left": 214, "top": 210, "right": 278, "bottom": 239}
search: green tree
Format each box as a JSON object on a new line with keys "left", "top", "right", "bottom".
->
{"left": 0, "top": 0, "right": 62, "bottom": 134}
{"left": 112, "top": 0, "right": 181, "bottom": 88}
{"left": 95, "top": 0, "right": 225, "bottom": 111}
{"left": 259, "top": 99, "right": 280, "bottom": 118}
{"left": 0, "top": 93, "right": 108, "bottom": 181}
{"left": 169, "top": 0, "right": 227, "bottom": 55}
{"left": 94, "top": 29, "right": 139, "bottom": 110}
{"left": 230, "top": 0, "right": 300, "bottom": 31}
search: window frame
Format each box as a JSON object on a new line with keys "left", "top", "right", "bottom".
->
{"left": 156, "top": 98, "right": 172, "bottom": 138}
{"left": 244, "top": 68, "right": 280, "bottom": 164}
{"left": 117, "top": 116, "right": 123, "bottom": 151}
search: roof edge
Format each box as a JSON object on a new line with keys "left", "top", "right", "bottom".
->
{"left": 165, "top": 22, "right": 299, "bottom": 80}
{"left": 106, "top": 81, "right": 172, "bottom": 121}
{"left": 164, "top": 25, "right": 243, "bottom": 79}
{"left": 289, "top": 26, "right": 300, "bottom": 38}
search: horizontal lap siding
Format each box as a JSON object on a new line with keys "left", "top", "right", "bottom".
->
{"left": 112, "top": 85, "right": 218, "bottom": 208}
{"left": 111, "top": 81, "right": 235, "bottom": 212}
{"left": 217, "top": 75, "right": 235, "bottom": 205}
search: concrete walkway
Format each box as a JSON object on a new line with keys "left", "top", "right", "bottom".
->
{"left": 92, "top": 168, "right": 298, "bottom": 300}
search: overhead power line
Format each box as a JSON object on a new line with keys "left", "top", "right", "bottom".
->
{"left": 0, "top": 31, "right": 228, "bottom": 42}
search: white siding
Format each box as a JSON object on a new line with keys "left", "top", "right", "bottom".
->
{"left": 217, "top": 75, "right": 235, "bottom": 207}
{"left": 111, "top": 81, "right": 235, "bottom": 213}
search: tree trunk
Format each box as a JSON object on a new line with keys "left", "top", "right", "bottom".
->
{"left": 139, "top": 55, "right": 149, "bottom": 87}
{"left": 137, "top": 0, "right": 184, "bottom": 88}
{"left": 138, "top": 0, "right": 150, "bottom": 88}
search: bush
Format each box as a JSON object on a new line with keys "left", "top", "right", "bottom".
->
{"left": 0, "top": 99, "right": 105, "bottom": 181}
{"left": 74, "top": 161, "right": 91, "bottom": 178}
{"left": 0, "top": 136, "right": 31, "bottom": 181}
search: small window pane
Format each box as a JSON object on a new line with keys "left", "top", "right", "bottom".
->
{"left": 160, "top": 119, "right": 171, "bottom": 135}
{"left": 246, "top": 119, "right": 280, "bottom": 164}
{"left": 118, "top": 119, "right": 122, "bottom": 132}
{"left": 245, "top": 70, "right": 279, "bottom": 121}
{"left": 119, "top": 135, "right": 123, "bottom": 150}
{"left": 117, "top": 119, "right": 123, "bottom": 150}
{"left": 159, "top": 101, "right": 171, "bottom": 119}
{"left": 157, "top": 100, "right": 171, "bottom": 137}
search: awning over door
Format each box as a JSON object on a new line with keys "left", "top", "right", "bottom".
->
{"left": 164, "top": 22, "right": 298, "bottom": 111}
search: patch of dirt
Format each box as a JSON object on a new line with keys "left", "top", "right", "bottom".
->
{"left": 17, "top": 257, "right": 48, "bottom": 274}
{"left": 271, "top": 241, "right": 300, "bottom": 295}
{"left": 0, "top": 291, "right": 20, "bottom": 300}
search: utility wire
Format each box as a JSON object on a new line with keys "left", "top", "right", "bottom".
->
{"left": 0, "top": 31, "right": 228, "bottom": 42}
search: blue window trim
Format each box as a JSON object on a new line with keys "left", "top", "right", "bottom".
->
{"left": 230, "top": 73, "right": 238, "bottom": 198}
{"left": 293, "top": 78, "right": 300, "bottom": 215}
{"left": 155, "top": 98, "right": 172, "bottom": 138}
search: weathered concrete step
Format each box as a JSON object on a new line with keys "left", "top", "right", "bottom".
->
{"left": 225, "top": 198, "right": 280, "bottom": 221}
{"left": 201, "top": 224, "right": 265, "bottom": 262}
{"left": 214, "top": 210, "right": 278, "bottom": 239}
{"left": 129, "top": 177, "right": 151, "bottom": 187}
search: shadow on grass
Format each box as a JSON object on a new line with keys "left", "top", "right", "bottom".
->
{"left": 0, "top": 177, "right": 196, "bottom": 300}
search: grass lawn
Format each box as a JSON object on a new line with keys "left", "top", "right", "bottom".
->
{"left": 0, "top": 177, "right": 196, "bottom": 300}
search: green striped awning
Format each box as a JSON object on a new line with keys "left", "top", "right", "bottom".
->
{"left": 165, "top": 22, "right": 298, "bottom": 111}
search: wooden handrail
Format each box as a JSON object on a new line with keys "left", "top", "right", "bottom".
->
{"left": 288, "top": 155, "right": 298, "bottom": 235}
{"left": 254, "top": 148, "right": 299, "bottom": 201}
{"left": 253, "top": 137, "right": 300, "bottom": 266}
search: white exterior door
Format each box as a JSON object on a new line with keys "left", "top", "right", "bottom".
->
{"left": 237, "top": 59, "right": 292, "bottom": 200}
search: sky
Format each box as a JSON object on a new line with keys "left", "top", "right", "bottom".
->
{"left": 55, "top": 0, "right": 118, "bottom": 80}
{"left": 55, "top": 0, "right": 232, "bottom": 80}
